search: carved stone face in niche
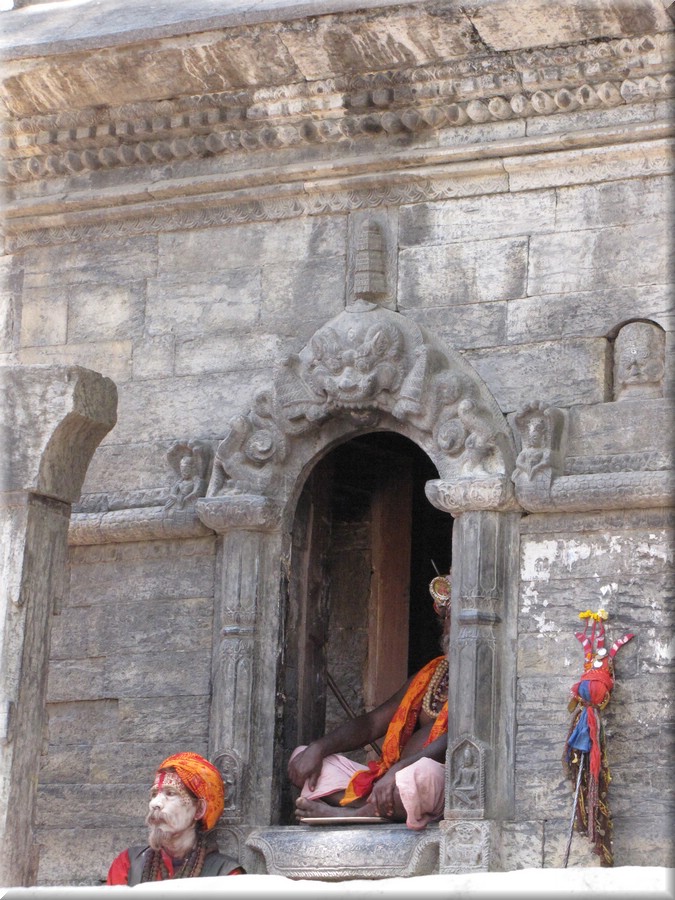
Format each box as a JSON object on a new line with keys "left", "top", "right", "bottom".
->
{"left": 614, "top": 321, "right": 665, "bottom": 400}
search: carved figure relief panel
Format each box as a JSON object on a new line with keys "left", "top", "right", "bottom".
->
{"left": 613, "top": 320, "right": 666, "bottom": 401}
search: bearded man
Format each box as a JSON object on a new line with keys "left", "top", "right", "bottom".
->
{"left": 107, "top": 752, "right": 245, "bottom": 884}
{"left": 288, "top": 574, "right": 451, "bottom": 830}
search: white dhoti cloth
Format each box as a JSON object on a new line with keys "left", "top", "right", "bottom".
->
{"left": 291, "top": 746, "right": 445, "bottom": 830}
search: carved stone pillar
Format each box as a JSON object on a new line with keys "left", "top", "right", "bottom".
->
{"left": 197, "top": 495, "right": 284, "bottom": 865}
{"left": 426, "top": 478, "right": 519, "bottom": 874}
{"left": 0, "top": 365, "right": 117, "bottom": 886}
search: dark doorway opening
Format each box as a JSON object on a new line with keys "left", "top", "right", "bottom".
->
{"left": 279, "top": 431, "right": 452, "bottom": 823}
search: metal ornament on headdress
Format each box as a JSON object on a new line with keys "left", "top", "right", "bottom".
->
{"left": 429, "top": 574, "right": 451, "bottom": 617}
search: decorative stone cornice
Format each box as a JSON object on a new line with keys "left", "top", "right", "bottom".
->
{"left": 3, "top": 31, "right": 672, "bottom": 185}
{"left": 5, "top": 123, "right": 672, "bottom": 252}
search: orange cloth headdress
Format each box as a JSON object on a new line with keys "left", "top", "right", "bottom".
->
{"left": 158, "top": 752, "right": 225, "bottom": 831}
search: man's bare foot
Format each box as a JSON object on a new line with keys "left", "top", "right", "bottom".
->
{"left": 295, "top": 796, "right": 377, "bottom": 820}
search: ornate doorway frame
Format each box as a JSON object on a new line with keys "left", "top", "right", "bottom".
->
{"left": 196, "top": 294, "right": 521, "bottom": 873}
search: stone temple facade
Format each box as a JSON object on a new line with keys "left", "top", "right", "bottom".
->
{"left": 0, "top": 0, "right": 673, "bottom": 887}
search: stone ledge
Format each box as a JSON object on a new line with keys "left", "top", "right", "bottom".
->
{"left": 246, "top": 823, "right": 440, "bottom": 879}
{"left": 68, "top": 506, "right": 213, "bottom": 545}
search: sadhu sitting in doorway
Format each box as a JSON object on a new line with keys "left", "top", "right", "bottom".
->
{"left": 288, "top": 574, "right": 451, "bottom": 830}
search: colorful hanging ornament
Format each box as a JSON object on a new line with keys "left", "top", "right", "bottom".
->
{"left": 562, "top": 609, "right": 634, "bottom": 867}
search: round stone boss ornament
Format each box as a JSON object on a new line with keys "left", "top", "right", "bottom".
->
{"left": 429, "top": 574, "right": 451, "bottom": 617}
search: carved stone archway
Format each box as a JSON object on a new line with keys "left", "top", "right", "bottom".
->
{"left": 196, "top": 297, "right": 521, "bottom": 874}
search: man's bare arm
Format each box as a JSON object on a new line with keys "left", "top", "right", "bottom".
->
{"left": 288, "top": 678, "right": 412, "bottom": 790}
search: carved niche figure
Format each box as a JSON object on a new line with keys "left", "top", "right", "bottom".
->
{"left": 613, "top": 320, "right": 665, "bottom": 401}
{"left": 164, "top": 440, "right": 212, "bottom": 510}
{"left": 511, "top": 401, "right": 566, "bottom": 484}
{"left": 449, "top": 738, "right": 485, "bottom": 816}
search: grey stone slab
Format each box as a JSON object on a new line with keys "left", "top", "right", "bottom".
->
{"left": 103, "top": 650, "right": 211, "bottom": 699}
{"left": 68, "top": 542, "right": 215, "bottom": 607}
{"left": 35, "top": 784, "right": 147, "bottom": 828}
{"left": 158, "top": 217, "right": 347, "bottom": 276}
{"left": 507, "top": 284, "right": 673, "bottom": 344}
{"left": 44, "top": 699, "right": 118, "bottom": 748}
{"left": 35, "top": 825, "right": 141, "bottom": 886}
{"left": 399, "top": 237, "right": 528, "bottom": 307}
{"left": 17, "top": 340, "right": 133, "bottom": 384}
{"left": 50, "top": 597, "right": 213, "bottom": 660}
{"left": 117, "top": 695, "right": 210, "bottom": 743}
{"left": 131, "top": 335, "right": 175, "bottom": 382}
{"left": 175, "top": 332, "right": 284, "bottom": 377}
{"left": 399, "top": 191, "right": 557, "bottom": 248}
{"left": 145, "top": 270, "right": 261, "bottom": 338}
{"left": 498, "top": 821, "right": 544, "bottom": 871}
{"left": 280, "top": 5, "right": 475, "bottom": 81}
{"left": 554, "top": 175, "right": 672, "bottom": 233}
{"left": 1, "top": 0, "right": 439, "bottom": 58}
{"left": 405, "top": 301, "right": 507, "bottom": 350}
{"left": 19, "top": 289, "right": 68, "bottom": 348}
{"left": 520, "top": 529, "right": 674, "bottom": 583}
{"left": 517, "top": 572, "right": 672, "bottom": 634}
{"left": 610, "top": 815, "right": 675, "bottom": 867}
{"left": 38, "top": 746, "right": 92, "bottom": 786}
{"left": 111, "top": 370, "right": 272, "bottom": 442}
{"left": 464, "top": 0, "right": 673, "bottom": 52}
{"left": 527, "top": 222, "right": 673, "bottom": 296}
{"left": 46, "top": 658, "right": 107, "bottom": 704}
{"left": 77, "top": 440, "right": 182, "bottom": 495}
{"left": 566, "top": 398, "right": 674, "bottom": 460}
{"left": 21, "top": 236, "right": 158, "bottom": 284}
{"left": 66, "top": 283, "right": 144, "bottom": 344}
{"left": 261, "top": 257, "right": 346, "bottom": 327}
{"left": 88, "top": 741, "right": 205, "bottom": 785}
{"left": 464, "top": 338, "right": 610, "bottom": 412}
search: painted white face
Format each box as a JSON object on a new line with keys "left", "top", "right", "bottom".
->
{"left": 145, "top": 770, "right": 200, "bottom": 850}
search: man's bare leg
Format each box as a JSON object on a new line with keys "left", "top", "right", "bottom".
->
{"left": 295, "top": 790, "right": 406, "bottom": 822}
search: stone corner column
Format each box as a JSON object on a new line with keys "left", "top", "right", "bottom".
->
{"left": 196, "top": 493, "right": 286, "bottom": 870}
{"left": 0, "top": 365, "right": 117, "bottom": 886}
{"left": 426, "top": 475, "right": 521, "bottom": 874}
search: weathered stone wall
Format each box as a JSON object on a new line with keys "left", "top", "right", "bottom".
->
{"left": 0, "top": 0, "right": 672, "bottom": 886}
{"left": 513, "top": 509, "right": 673, "bottom": 869}
{"left": 37, "top": 536, "right": 217, "bottom": 884}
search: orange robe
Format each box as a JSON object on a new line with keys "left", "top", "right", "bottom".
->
{"left": 340, "top": 655, "right": 448, "bottom": 806}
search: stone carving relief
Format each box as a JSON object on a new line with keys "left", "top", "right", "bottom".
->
{"left": 164, "top": 439, "right": 212, "bottom": 511}
{"left": 246, "top": 824, "right": 440, "bottom": 879}
{"left": 448, "top": 737, "right": 486, "bottom": 818}
{"left": 613, "top": 320, "right": 666, "bottom": 401}
{"left": 510, "top": 396, "right": 674, "bottom": 513}
{"left": 511, "top": 402, "right": 566, "bottom": 488}
{"left": 439, "top": 820, "right": 493, "bottom": 874}
{"left": 69, "top": 438, "right": 215, "bottom": 545}
{"left": 212, "top": 748, "right": 243, "bottom": 818}
{"left": 206, "top": 295, "right": 514, "bottom": 504}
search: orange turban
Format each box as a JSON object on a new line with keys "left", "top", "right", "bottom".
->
{"left": 158, "top": 752, "right": 225, "bottom": 831}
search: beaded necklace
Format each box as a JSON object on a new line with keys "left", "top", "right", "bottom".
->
{"left": 421, "top": 658, "right": 448, "bottom": 719}
{"left": 141, "top": 834, "right": 207, "bottom": 881}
